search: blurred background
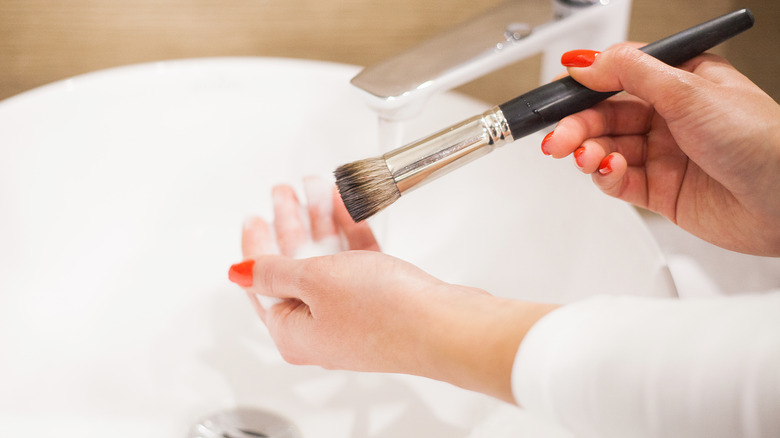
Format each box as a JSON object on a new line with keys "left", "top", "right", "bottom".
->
{"left": 0, "top": 0, "right": 777, "bottom": 104}
{"left": 1, "top": 0, "right": 779, "bottom": 297}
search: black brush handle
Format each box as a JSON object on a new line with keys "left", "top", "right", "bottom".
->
{"left": 499, "top": 8, "right": 755, "bottom": 139}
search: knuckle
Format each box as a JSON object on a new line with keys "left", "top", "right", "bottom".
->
{"left": 259, "top": 260, "right": 281, "bottom": 295}
{"left": 593, "top": 173, "right": 624, "bottom": 198}
{"left": 258, "top": 256, "right": 312, "bottom": 299}
{"left": 609, "top": 45, "right": 644, "bottom": 72}
{"left": 299, "top": 255, "right": 328, "bottom": 273}
{"left": 296, "top": 257, "right": 327, "bottom": 290}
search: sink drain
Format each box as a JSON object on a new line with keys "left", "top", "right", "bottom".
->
{"left": 189, "top": 408, "right": 303, "bottom": 438}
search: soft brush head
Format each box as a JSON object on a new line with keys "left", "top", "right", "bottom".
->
{"left": 334, "top": 157, "right": 400, "bottom": 223}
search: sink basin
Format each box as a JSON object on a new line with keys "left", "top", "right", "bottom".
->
{"left": 0, "top": 58, "right": 675, "bottom": 437}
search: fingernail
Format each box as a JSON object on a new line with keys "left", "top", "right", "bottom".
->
{"left": 229, "top": 260, "right": 255, "bottom": 287}
{"left": 598, "top": 155, "right": 614, "bottom": 175}
{"left": 574, "top": 147, "right": 586, "bottom": 169}
{"left": 561, "top": 50, "right": 600, "bottom": 68}
{"left": 541, "top": 131, "right": 554, "bottom": 156}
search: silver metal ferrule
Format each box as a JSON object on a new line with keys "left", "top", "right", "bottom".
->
{"left": 383, "top": 106, "right": 513, "bottom": 194}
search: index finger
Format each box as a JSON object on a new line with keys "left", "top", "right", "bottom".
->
{"left": 545, "top": 94, "right": 654, "bottom": 159}
{"left": 303, "top": 176, "right": 339, "bottom": 242}
{"left": 272, "top": 185, "right": 310, "bottom": 256}
{"left": 242, "top": 216, "right": 279, "bottom": 259}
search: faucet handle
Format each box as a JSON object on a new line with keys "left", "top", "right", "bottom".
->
{"left": 351, "top": 0, "right": 631, "bottom": 121}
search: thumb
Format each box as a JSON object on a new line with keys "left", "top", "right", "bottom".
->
{"left": 229, "top": 255, "right": 307, "bottom": 300}
{"left": 565, "top": 45, "right": 710, "bottom": 120}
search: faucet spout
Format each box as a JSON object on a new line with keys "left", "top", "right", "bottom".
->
{"left": 351, "top": 0, "right": 631, "bottom": 121}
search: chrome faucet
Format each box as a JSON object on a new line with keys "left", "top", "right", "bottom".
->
{"left": 351, "top": 0, "right": 632, "bottom": 121}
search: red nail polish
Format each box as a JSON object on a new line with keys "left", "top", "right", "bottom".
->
{"left": 561, "top": 50, "right": 600, "bottom": 68}
{"left": 598, "top": 155, "right": 614, "bottom": 175}
{"left": 541, "top": 131, "right": 554, "bottom": 156}
{"left": 229, "top": 260, "right": 255, "bottom": 287}
{"left": 574, "top": 147, "right": 586, "bottom": 169}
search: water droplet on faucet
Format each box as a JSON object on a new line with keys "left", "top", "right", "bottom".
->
{"left": 505, "top": 23, "right": 532, "bottom": 41}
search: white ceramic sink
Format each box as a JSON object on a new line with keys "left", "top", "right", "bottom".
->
{"left": 0, "top": 58, "right": 676, "bottom": 437}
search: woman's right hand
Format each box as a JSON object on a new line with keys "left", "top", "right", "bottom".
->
{"left": 542, "top": 45, "right": 780, "bottom": 256}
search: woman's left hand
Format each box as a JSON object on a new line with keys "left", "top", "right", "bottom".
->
{"left": 229, "top": 176, "right": 558, "bottom": 403}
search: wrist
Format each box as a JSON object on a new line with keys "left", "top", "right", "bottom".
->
{"left": 419, "top": 286, "right": 559, "bottom": 403}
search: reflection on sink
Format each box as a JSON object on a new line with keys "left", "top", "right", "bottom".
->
{"left": 0, "top": 58, "right": 675, "bottom": 437}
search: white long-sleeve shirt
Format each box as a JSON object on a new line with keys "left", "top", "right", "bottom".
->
{"left": 512, "top": 292, "right": 780, "bottom": 438}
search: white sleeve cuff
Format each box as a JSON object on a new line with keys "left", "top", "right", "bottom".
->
{"left": 512, "top": 293, "right": 780, "bottom": 438}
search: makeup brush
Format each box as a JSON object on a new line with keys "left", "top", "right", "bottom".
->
{"left": 335, "top": 8, "right": 754, "bottom": 222}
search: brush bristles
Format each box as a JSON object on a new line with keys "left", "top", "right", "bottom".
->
{"left": 334, "top": 157, "right": 401, "bottom": 222}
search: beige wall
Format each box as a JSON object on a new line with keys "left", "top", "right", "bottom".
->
{"left": 0, "top": 0, "right": 778, "bottom": 103}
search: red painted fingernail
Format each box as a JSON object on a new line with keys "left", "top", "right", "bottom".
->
{"left": 541, "top": 131, "right": 554, "bottom": 156}
{"left": 561, "top": 50, "right": 600, "bottom": 67}
{"left": 598, "top": 155, "right": 614, "bottom": 175}
{"left": 574, "top": 147, "right": 586, "bottom": 169}
{"left": 229, "top": 260, "right": 255, "bottom": 287}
